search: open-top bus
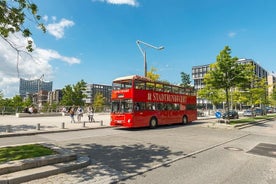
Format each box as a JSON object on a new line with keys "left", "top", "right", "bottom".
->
{"left": 110, "top": 75, "right": 197, "bottom": 128}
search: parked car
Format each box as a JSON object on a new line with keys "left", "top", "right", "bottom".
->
{"left": 222, "top": 110, "right": 239, "bottom": 119}
{"left": 243, "top": 109, "right": 256, "bottom": 117}
{"left": 266, "top": 107, "right": 273, "bottom": 113}
{"left": 254, "top": 108, "right": 265, "bottom": 116}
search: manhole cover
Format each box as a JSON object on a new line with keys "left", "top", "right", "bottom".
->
{"left": 224, "top": 147, "right": 243, "bottom": 151}
{"left": 247, "top": 143, "right": 276, "bottom": 158}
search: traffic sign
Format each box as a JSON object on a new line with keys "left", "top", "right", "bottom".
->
{"left": 215, "top": 111, "right": 222, "bottom": 118}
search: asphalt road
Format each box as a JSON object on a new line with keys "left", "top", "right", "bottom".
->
{"left": 0, "top": 119, "right": 275, "bottom": 184}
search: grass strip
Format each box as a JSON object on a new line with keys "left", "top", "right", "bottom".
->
{"left": 0, "top": 144, "right": 56, "bottom": 163}
{"left": 229, "top": 114, "right": 276, "bottom": 125}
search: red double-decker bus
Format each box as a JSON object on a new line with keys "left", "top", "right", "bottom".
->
{"left": 110, "top": 75, "right": 197, "bottom": 128}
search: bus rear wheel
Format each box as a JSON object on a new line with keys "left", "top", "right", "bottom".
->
{"left": 149, "top": 117, "right": 158, "bottom": 128}
{"left": 182, "top": 116, "right": 188, "bottom": 125}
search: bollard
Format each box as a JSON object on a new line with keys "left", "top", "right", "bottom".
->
{"left": 37, "top": 123, "right": 40, "bottom": 130}
{"left": 6, "top": 125, "right": 12, "bottom": 133}
{"left": 100, "top": 120, "right": 103, "bottom": 126}
{"left": 83, "top": 121, "right": 86, "bottom": 127}
{"left": 61, "top": 122, "right": 65, "bottom": 129}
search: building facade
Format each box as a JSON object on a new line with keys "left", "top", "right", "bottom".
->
{"left": 268, "top": 73, "right": 276, "bottom": 96}
{"left": 192, "top": 58, "right": 270, "bottom": 105}
{"left": 19, "top": 78, "right": 53, "bottom": 98}
{"left": 48, "top": 89, "right": 63, "bottom": 105}
{"left": 83, "top": 84, "right": 112, "bottom": 105}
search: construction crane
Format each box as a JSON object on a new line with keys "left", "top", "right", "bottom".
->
{"left": 37, "top": 74, "right": 44, "bottom": 93}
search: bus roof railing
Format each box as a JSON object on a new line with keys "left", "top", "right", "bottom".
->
{"left": 113, "top": 75, "right": 153, "bottom": 82}
{"left": 112, "top": 75, "right": 195, "bottom": 92}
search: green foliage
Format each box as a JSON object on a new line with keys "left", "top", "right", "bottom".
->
{"left": 203, "top": 46, "right": 252, "bottom": 112}
{"left": 147, "top": 67, "right": 160, "bottom": 81}
{"left": 269, "top": 87, "right": 276, "bottom": 106}
{"left": 205, "top": 46, "right": 250, "bottom": 90}
{"left": 23, "top": 97, "right": 32, "bottom": 107}
{"left": 12, "top": 95, "right": 23, "bottom": 107}
{"left": 0, "top": 0, "right": 46, "bottom": 52}
{"left": 180, "top": 72, "right": 191, "bottom": 87}
{"left": 93, "top": 92, "right": 105, "bottom": 112}
{"left": 61, "top": 80, "right": 87, "bottom": 106}
{"left": 197, "top": 87, "right": 225, "bottom": 108}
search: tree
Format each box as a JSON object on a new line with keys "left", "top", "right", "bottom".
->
{"left": 93, "top": 92, "right": 105, "bottom": 112}
{"left": 61, "top": 80, "right": 87, "bottom": 106}
{"left": 203, "top": 46, "right": 251, "bottom": 117}
{"left": 180, "top": 72, "right": 191, "bottom": 87}
{"left": 12, "top": 95, "right": 23, "bottom": 112}
{"left": 270, "top": 86, "right": 276, "bottom": 106}
{"left": 22, "top": 96, "right": 32, "bottom": 107}
{"left": 0, "top": 0, "right": 46, "bottom": 52}
{"left": 197, "top": 86, "right": 225, "bottom": 110}
{"left": 147, "top": 67, "right": 160, "bottom": 81}
{"left": 73, "top": 80, "right": 87, "bottom": 106}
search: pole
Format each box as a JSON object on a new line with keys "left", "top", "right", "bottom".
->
{"left": 136, "top": 40, "right": 164, "bottom": 78}
{"left": 144, "top": 51, "right": 147, "bottom": 77}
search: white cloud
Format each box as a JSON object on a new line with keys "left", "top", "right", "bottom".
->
{"left": 0, "top": 33, "right": 80, "bottom": 98}
{"left": 42, "top": 15, "right": 48, "bottom": 22}
{"left": 46, "top": 18, "right": 75, "bottom": 39}
{"left": 93, "top": 0, "right": 139, "bottom": 6}
{"left": 228, "top": 31, "right": 237, "bottom": 38}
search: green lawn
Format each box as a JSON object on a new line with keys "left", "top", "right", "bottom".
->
{"left": 0, "top": 144, "right": 56, "bottom": 163}
{"left": 229, "top": 114, "right": 276, "bottom": 125}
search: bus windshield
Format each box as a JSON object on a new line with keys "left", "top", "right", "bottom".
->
{"left": 112, "top": 99, "right": 133, "bottom": 113}
{"left": 113, "top": 80, "right": 132, "bottom": 90}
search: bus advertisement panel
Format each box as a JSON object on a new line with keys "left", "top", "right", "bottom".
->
{"left": 110, "top": 75, "right": 197, "bottom": 128}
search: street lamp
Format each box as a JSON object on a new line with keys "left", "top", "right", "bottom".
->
{"left": 136, "top": 40, "right": 164, "bottom": 77}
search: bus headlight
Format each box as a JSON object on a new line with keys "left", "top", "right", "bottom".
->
{"left": 127, "top": 119, "right": 131, "bottom": 123}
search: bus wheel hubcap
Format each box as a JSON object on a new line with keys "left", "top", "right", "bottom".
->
{"left": 151, "top": 119, "right": 156, "bottom": 127}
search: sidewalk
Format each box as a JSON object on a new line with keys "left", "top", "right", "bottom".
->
{"left": 0, "top": 113, "right": 111, "bottom": 137}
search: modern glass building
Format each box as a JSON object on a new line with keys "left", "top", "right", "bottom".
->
{"left": 83, "top": 83, "right": 112, "bottom": 105}
{"left": 19, "top": 78, "right": 53, "bottom": 98}
{"left": 192, "top": 58, "right": 270, "bottom": 106}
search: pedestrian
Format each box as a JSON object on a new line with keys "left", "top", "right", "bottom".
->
{"left": 76, "top": 106, "right": 83, "bottom": 122}
{"left": 28, "top": 105, "right": 34, "bottom": 114}
{"left": 87, "top": 106, "right": 95, "bottom": 122}
{"left": 61, "top": 106, "right": 67, "bottom": 116}
{"left": 68, "top": 106, "right": 75, "bottom": 123}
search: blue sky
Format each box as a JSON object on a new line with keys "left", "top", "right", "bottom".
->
{"left": 1, "top": 0, "right": 276, "bottom": 97}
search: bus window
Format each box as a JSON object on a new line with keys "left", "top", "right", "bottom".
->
{"left": 113, "top": 80, "right": 132, "bottom": 90}
{"left": 179, "top": 88, "right": 185, "bottom": 94}
{"left": 134, "top": 102, "right": 146, "bottom": 111}
{"left": 155, "top": 84, "right": 163, "bottom": 91}
{"left": 146, "top": 82, "right": 155, "bottom": 90}
{"left": 164, "top": 85, "right": 172, "bottom": 92}
{"left": 146, "top": 103, "right": 155, "bottom": 110}
{"left": 134, "top": 80, "right": 146, "bottom": 90}
{"left": 156, "top": 103, "right": 163, "bottom": 110}
{"left": 112, "top": 99, "right": 133, "bottom": 113}
{"left": 172, "top": 86, "right": 179, "bottom": 93}
{"left": 173, "top": 103, "right": 180, "bottom": 110}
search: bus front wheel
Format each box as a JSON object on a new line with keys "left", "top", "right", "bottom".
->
{"left": 149, "top": 117, "right": 158, "bottom": 128}
{"left": 182, "top": 116, "right": 188, "bottom": 125}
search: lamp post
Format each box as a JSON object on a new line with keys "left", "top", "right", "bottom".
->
{"left": 136, "top": 40, "right": 164, "bottom": 77}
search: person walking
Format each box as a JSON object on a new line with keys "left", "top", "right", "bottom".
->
{"left": 68, "top": 106, "right": 75, "bottom": 123}
{"left": 87, "top": 106, "right": 95, "bottom": 122}
{"left": 76, "top": 106, "right": 83, "bottom": 122}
